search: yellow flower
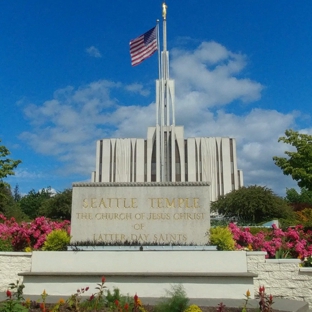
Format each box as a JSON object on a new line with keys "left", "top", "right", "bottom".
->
{"left": 246, "top": 289, "right": 251, "bottom": 297}
{"left": 25, "top": 247, "right": 32, "bottom": 252}
{"left": 58, "top": 298, "right": 65, "bottom": 305}
{"left": 25, "top": 298, "right": 31, "bottom": 308}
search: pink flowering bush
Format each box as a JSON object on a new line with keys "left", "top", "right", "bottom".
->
{"left": 229, "top": 223, "right": 312, "bottom": 259}
{"left": 0, "top": 214, "right": 70, "bottom": 251}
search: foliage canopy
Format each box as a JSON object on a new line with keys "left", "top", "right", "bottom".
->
{"left": 0, "top": 140, "right": 21, "bottom": 183}
{"left": 285, "top": 187, "right": 312, "bottom": 212}
{"left": 273, "top": 129, "right": 312, "bottom": 191}
{"left": 211, "top": 185, "right": 294, "bottom": 224}
{"left": 19, "top": 188, "right": 52, "bottom": 219}
{"left": 39, "top": 188, "right": 72, "bottom": 220}
{"left": 0, "top": 184, "right": 27, "bottom": 221}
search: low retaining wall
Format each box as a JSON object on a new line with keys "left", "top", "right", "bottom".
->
{"left": 1, "top": 251, "right": 312, "bottom": 306}
{"left": 0, "top": 252, "right": 32, "bottom": 291}
{"left": 247, "top": 251, "right": 312, "bottom": 306}
{"left": 19, "top": 251, "right": 255, "bottom": 298}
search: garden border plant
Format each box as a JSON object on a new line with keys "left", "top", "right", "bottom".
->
{"left": 0, "top": 277, "right": 276, "bottom": 312}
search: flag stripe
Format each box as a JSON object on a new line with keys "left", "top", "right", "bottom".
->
{"left": 130, "top": 26, "right": 157, "bottom": 66}
{"left": 131, "top": 42, "right": 157, "bottom": 63}
{"left": 131, "top": 42, "right": 157, "bottom": 66}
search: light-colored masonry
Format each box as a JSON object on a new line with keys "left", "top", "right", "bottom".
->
{"left": 0, "top": 252, "right": 32, "bottom": 290}
{"left": 1, "top": 251, "right": 312, "bottom": 306}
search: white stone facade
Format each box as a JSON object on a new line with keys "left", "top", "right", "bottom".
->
{"left": 91, "top": 126, "right": 243, "bottom": 202}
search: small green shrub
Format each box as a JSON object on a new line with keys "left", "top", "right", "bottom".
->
{"left": 154, "top": 284, "right": 189, "bottom": 312}
{"left": 209, "top": 226, "right": 235, "bottom": 251}
{"left": 184, "top": 304, "right": 203, "bottom": 312}
{"left": 42, "top": 229, "right": 70, "bottom": 251}
{"left": 249, "top": 227, "right": 272, "bottom": 236}
{"left": 0, "top": 237, "right": 13, "bottom": 251}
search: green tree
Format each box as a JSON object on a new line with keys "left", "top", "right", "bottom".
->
{"left": 0, "top": 140, "right": 21, "bottom": 183}
{"left": 39, "top": 188, "right": 72, "bottom": 220}
{"left": 285, "top": 187, "right": 312, "bottom": 211}
{"left": 13, "top": 184, "right": 22, "bottom": 202}
{"left": 0, "top": 183, "right": 14, "bottom": 214}
{"left": 211, "top": 185, "right": 294, "bottom": 224}
{"left": 273, "top": 129, "right": 312, "bottom": 191}
{"left": 0, "top": 184, "right": 28, "bottom": 221}
{"left": 285, "top": 187, "right": 312, "bottom": 204}
{"left": 19, "top": 187, "right": 52, "bottom": 219}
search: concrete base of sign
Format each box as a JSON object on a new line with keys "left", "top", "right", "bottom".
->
{"left": 67, "top": 245, "right": 217, "bottom": 251}
{"left": 20, "top": 251, "right": 256, "bottom": 299}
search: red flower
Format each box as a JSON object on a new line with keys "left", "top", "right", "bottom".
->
{"left": 89, "top": 294, "right": 95, "bottom": 301}
{"left": 124, "top": 303, "right": 129, "bottom": 310}
{"left": 134, "top": 293, "right": 139, "bottom": 305}
{"left": 85, "top": 287, "right": 89, "bottom": 291}
{"left": 40, "top": 303, "right": 46, "bottom": 312}
{"left": 269, "top": 294, "right": 273, "bottom": 303}
{"left": 114, "top": 299, "right": 119, "bottom": 307}
{"left": 6, "top": 290, "right": 12, "bottom": 298}
{"left": 101, "top": 276, "right": 106, "bottom": 284}
{"left": 259, "top": 286, "right": 265, "bottom": 293}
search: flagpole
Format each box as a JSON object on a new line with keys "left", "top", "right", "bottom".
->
{"left": 156, "top": 20, "right": 161, "bottom": 128}
{"left": 157, "top": 20, "right": 161, "bottom": 83}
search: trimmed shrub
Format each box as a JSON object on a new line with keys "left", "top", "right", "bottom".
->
{"left": 42, "top": 229, "right": 70, "bottom": 251}
{"left": 209, "top": 226, "right": 235, "bottom": 251}
{"left": 184, "top": 304, "right": 203, "bottom": 312}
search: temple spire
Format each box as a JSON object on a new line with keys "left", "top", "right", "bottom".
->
{"left": 156, "top": 2, "right": 176, "bottom": 182}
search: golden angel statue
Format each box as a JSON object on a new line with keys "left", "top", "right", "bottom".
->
{"left": 162, "top": 2, "right": 167, "bottom": 19}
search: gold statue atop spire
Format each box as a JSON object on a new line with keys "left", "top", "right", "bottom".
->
{"left": 162, "top": 2, "right": 167, "bottom": 20}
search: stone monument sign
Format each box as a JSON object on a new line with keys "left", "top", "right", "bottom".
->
{"left": 70, "top": 182, "right": 210, "bottom": 245}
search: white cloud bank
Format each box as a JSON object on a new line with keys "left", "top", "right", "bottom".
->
{"left": 20, "top": 41, "right": 304, "bottom": 196}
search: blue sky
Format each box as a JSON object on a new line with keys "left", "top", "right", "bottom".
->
{"left": 1, "top": 1, "right": 311, "bottom": 196}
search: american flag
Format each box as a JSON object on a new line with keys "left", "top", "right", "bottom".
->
{"left": 129, "top": 26, "right": 157, "bottom": 66}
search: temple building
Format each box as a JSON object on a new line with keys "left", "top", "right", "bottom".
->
{"left": 91, "top": 4, "right": 243, "bottom": 202}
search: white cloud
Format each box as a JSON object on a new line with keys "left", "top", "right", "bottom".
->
{"left": 20, "top": 79, "right": 155, "bottom": 176}
{"left": 20, "top": 41, "right": 306, "bottom": 196}
{"left": 125, "top": 83, "right": 150, "bottom": 97}
{"left": 86, "top": 46, "right": 102, "bottom": 58}
{"left": 13, "top": 168, "right": 44, "bottom": 179}
{"left": 171, "top": 41, "right": 263, "bottom": 108}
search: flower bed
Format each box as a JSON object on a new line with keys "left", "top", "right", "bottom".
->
{"left": 0, "top": 214, "right": 70, "bottom": 251}
{"left": 1, "top": 277, "right": 275, "bottom": 312}
{"left": 229, "top": 223, "right": 312, "bottom": 261}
